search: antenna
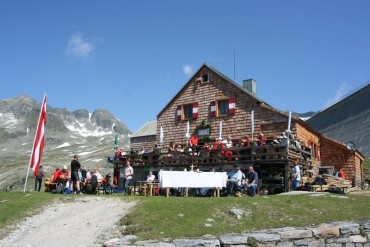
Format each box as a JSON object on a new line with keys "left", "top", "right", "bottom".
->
{"left": 233, "top": 48, "right": 236, "bottom": 82}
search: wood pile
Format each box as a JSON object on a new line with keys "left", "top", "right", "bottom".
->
{"left": 311, "top": 174, "right": 357, "bottom": 194}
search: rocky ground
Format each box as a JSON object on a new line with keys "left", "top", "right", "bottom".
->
{"left": 0, "top": 196, "right": 135, "bottom": 247}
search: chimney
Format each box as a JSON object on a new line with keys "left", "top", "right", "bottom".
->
{"left": 243, "top": 79, "right": 257, "bottom": 95}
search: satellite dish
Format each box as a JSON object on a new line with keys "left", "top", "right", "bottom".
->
{"left": 346, "top": 141, "right": 356, "bottom": 150}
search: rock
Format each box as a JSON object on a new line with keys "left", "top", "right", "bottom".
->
{"left": 219, "top": 234, "right": 248, "bottom": 245}
{"left": 349, "top": 235, "right": 367, "bottom": 243}
{"left": 142, "top": 242, "right": 175, "bottom": 247}
{"left": 172, "top": 238, "right": 220, "bottom": 247}
{"left": 312, "top": 225, "right": 340, "bottom": 238}
{"left": 120, "top": 235, "right": 138, "bottom": 244}
{"left": 280, "top": 229, "right": 313, "bottom": 239}
{"left": 246, "top": 233, "right": 280, "bottom": 242}
{"left": 337, "top": 223, "right": 360, "bottom": 235}
{"left": 104, "top": 238, "right": 120, "bottom": 247}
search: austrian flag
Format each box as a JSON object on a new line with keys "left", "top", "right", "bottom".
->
{"left": 29, "top": 95, "right": 47, "bottom": 176}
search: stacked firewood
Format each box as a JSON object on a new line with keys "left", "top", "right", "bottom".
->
{"left": 322, "top": 174, "right": 355, "bottom": 193}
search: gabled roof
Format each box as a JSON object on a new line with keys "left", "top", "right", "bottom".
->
{"left": 156, "top": 63, "right": 269, "bottom": 118}
{"left": 156, "top": 63, "right": 321, "bottom": 136}
{"left": 307, "top": 82, "right": 370, "bottom": 157}
{"left": 131, "top": 119, "right": 157, "bottom": 138}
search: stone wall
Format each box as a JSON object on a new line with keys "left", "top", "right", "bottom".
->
{"left": 106, "top": 220, "right": 370, "bottom": 247}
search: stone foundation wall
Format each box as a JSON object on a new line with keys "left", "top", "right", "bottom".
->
{"left": 106, "top": 220, "right": 370, "bottom": 247}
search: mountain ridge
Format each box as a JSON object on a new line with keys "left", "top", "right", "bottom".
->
{"left": 0, "top": 95, "right": 132, "bottom": 191}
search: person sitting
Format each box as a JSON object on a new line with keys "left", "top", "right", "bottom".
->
{"left": 94, "top": 168, "right": 103, "bottom": 184}
{"left": 146, "top": 171, "right": 156, "bottom": 182}
{"left": 221, "top": 135, "right": 234, "bottom": 161}
{"left": 222, "top": 135, "right": 233, "bottom": 149}
{"left": 212, "top": 138, "right": 224, "bottom": 150}
{"left": 102, "top": 173, "right": 114, "bottom": 194}
{"left": 245, "top": 166, "right": 258, "bottom": 196}
{"left": 51, "top": 167, "right": 60, "bottom": 183}
{"left": 167, "top": 142, "right": 175, "bottom": 155}
{"left": 88, "top": 171, "right": 99, "bottom": 194}
{"left": 338, "top": 168, "right": 346, "bottom": 178}
{"left": 257, "top": 132, "right": 267, "bottom": 146}
{"left": 227, "top": 165, "right": 243, "bottom": 196}
{"left": 175, "top": 143, "right": 183, "bottom": 152}
{"left": 55, "top": 166, "right": 70, "bottom": 184}
{"left": 240, "top": 135, "right": 251, "bottom": 147}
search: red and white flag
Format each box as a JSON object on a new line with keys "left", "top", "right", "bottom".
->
{"left": 29, "top": 95, "right": 47, "bottom": 176}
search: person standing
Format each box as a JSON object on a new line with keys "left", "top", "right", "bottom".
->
{"left": 70, "top": 154, "right": 82, "bottom": 194}
{"left": 292, "top": 161, "right": 301, "bottom": 190}
{"left": 34, "top": 165, "right": 44, "bottom": 192}
{"left": 122, "top": 159, "right": 134, "bottom": 194}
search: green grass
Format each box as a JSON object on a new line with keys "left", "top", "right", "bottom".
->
{"left": 124, "top": 194, "right": 370, "bottom": 240}
{"left": 1, "top": 192, "right": 370, "bottom": 241}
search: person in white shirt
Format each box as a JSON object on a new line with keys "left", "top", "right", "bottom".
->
{"left": 94, "top": 168, "right": 103, "bottom": 183}
{"left": 146, "top": 171, "right": 155, "bottom": 182}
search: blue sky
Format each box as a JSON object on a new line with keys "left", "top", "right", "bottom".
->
{"left": 1, "top": 1, "right": 369, "bottom": 132}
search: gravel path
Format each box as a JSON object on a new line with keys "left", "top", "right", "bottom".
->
{"left": 0, "top": 196, "right": 135, "bottom": 247}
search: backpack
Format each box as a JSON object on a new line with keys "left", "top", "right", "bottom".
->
{"left": 90, "top": 175, "right": 98, "bottom": 186}
{"left": 64, "top": 188, "right": 72, "bottom": 194}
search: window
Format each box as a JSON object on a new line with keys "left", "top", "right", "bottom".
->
{"left": 176, "top": 102, "right": 199, "bottom": 121}
{"left": 210, "top": 98, "right": 236, "bottom": 117}
{"left": 183, "top": 104, "right": 193, "bottom": 119}
{"left": 202, "top": 74, "right": 209, "bottom": 83}
{"left": 218, "top": 100, "right": 229, "bottom": 116}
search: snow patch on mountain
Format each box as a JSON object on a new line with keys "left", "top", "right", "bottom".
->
{"left": 55, "top": 142, "right": 71, "bottom": 149}
{"left": 90, "top": 159, "right": 103, "bottom": 163}
{"left": 0, "top": 113, "right": 19, "bottom": 130}
{"left": 65, "top": 123, "right": 112, "bottom": 137}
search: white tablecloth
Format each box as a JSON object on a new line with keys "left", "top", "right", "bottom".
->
{"left": 159, "top": 171, "right": 228, "bottom": 188}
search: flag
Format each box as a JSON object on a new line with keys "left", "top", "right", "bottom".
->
{"left": 114, "top": 133, "right": 119, "bottom": 150}
{"left": 159, "top": 126, "right": 164, "bottom": 144}
{"left": 29, "top": 95, "right": 47, "bottom": 177}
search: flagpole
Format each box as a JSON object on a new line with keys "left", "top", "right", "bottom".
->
{"left": 23, "top": 93, "right": 46, "bottom": 192}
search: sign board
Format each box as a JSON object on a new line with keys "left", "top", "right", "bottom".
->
{"left": 198, "top": 128, "right": 210, "bottom": 136}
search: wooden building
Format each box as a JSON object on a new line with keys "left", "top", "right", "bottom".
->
{"left": 126, "top": 63, "right": 364, "bottom": 192}
{"left": 130, "top": 120, "right": 157, "bottom": 151}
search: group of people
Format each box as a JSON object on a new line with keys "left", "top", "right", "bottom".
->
{"left": 226, "top": 165, "right": 259, "bottom": 196}
{"left": 42, "top": 155, "right": 113, "bottom": 194}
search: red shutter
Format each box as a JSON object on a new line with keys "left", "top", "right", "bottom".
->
{"left": 176, "top": 105, "right": 182, "bottom": 121}
{"left": 228, "top": 98, "right": 236, "bottom": 115}
{"left": 192, "top": 102, "right": 199, "bottom": 119}
{"left": 210, "top": 101, "right": 216, "bottom": 117}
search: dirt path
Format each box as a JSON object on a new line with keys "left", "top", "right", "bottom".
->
{"left": 0, "top": 196, "right": 135, "bottom": 247}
